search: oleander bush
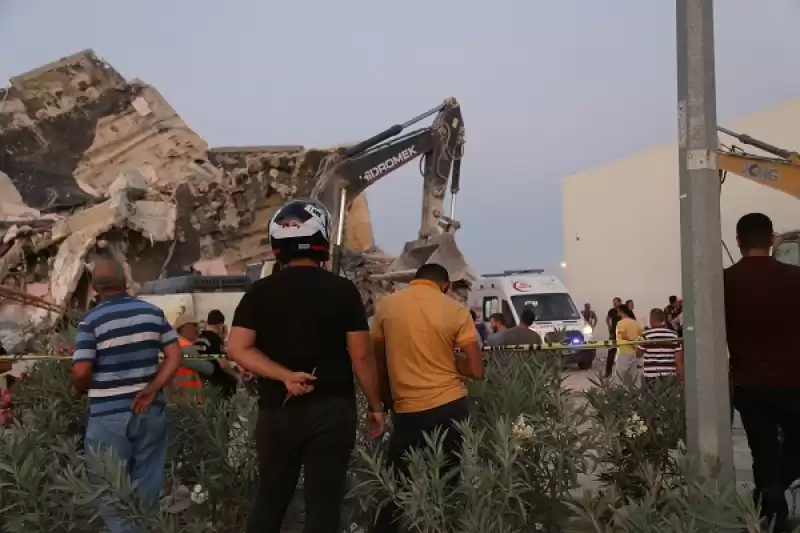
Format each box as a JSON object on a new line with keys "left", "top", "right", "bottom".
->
{"left": 0, "top": 353, "right": 762, "bottom": 533}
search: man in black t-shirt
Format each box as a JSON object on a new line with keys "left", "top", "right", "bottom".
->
{"left": 605, "top": 297, "right": 623, "bottom": 378}
{"left": 195, "top": 309, "right": 240, "bottom": 400}
{"left": 227, "top": 199, "right": 385, "bottom": 533}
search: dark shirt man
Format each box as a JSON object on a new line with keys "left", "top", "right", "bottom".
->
{"left": 581, "top": 303, "right": 598, "bottom": 329}
{"left": 195, "top": 309, "right": 239, "bottom": 399}
{"left": 488, "top": 308, "right": 542, "bottom": 347}
{"left": 664, "top": 295, "right": 683, "bottom": 335}
{"left": 724, "top": 213, "right": 800, "bottom": 532}
{"left": 228, "top": 256, "right": 384, "bottom": 533}
{"left": 605, "top": 297, "right": 623, "bottom": 377}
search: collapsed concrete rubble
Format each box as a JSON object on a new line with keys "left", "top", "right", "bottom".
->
{"left": 0, "top": 49, "right": 394, "bottom": 351}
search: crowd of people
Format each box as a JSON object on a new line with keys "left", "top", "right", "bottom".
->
{"left": 593, "top": 294, "right": 685, "bottom": 385}
{"left": 66, "top": 202, "right": 800, "bottom": 533}
{"left": 70, "top": 199, "right": 483, "bottom": 533}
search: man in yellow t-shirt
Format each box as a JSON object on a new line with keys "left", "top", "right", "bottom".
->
{"left": 371, "top": 263, "right": 483, "bottom": 533}
{"left": 614, "top": 304, "right": 644, "bottom": 385}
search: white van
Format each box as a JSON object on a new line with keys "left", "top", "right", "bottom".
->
{"left": 468, "top": 269, "right": 595, "bottom": 369}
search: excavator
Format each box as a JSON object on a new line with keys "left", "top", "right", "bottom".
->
{"left": 137, "top": 98, "right": 474, "bottom": 324}
{"left": 716, "top": 127, "right": 800, "bottom": 266}
{"left": 307, "top": 97, "right": 474, "bottom": 294}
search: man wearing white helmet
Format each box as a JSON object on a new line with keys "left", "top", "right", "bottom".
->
{"left": 228, "top": 198, "right": 385, "bottom": 533}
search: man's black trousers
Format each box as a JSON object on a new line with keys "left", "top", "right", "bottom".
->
{"left": 374, "top": 397, "right": 471, "bottom": 533}
{"left": 247, "top": 397, "right": 357, "bottom": 533}
{"left": 733, "top": 386, "right": 800, "bottom": 532}
{"left": 605, "top": 332, "right": 617, "bottom": 378}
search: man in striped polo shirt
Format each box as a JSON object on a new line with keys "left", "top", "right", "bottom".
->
{"left": 71, "top": 258, "right": 183, "bottom": 532}
{"left": 637, "top": 308, "right": 684, "bottom": 383}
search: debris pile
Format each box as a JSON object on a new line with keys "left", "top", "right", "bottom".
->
{"left": 0, "top": 49, "right": 391, "bottom": 350}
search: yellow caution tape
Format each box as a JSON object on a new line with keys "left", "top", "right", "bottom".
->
{"left": 0, "top": 338, "right": 684, "bottom": 362}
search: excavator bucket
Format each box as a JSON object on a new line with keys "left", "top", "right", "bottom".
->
{"left": 375, "top": 234, "right": 477, "bottom": 300}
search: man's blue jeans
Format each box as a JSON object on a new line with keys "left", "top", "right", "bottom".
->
{"left": 84, "top": 406, "right": 168, "bottom": 533}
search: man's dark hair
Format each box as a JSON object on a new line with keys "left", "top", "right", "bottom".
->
{"left": 414, "top": 263, "right": 450, "bottom": 284}
{"left": 616, "top": 304, "right": 635, "bottom": 320}
{"left": 520, "top": 307, "right": 536, "bottom": 326}
{"left": 650, "top": 308, "right": 666, "bottom": 322}
{"left": 207, "top": 309, "right": 225, "bottom": 325}
{"left": 470, "top": 310, "right": 478, "bottom": 321}
{"left": 736, "top": 212, "right": 773, "bottom": 251}
{"left": 669, "top": 295, "right": 677, "bottom": 305}
{"left": 489, "top": 313, "right": 507, "bottom": 327}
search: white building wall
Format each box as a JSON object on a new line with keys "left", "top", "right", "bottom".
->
{"left": 562, "top": 98, "right": 800, "bottom": 331}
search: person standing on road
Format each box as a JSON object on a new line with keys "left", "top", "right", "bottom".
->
{"left": 637, "top": 308, "right": 683, "bottom": 384}
{"left": 487, "top": 307, "right": 542, "bottom": 348}
{"left": 227, "top": 199, "right": 385, "bottom": 533}
{"left": 71, "top": 258, "right": 183, "bottom": 533}
{"left": 613, "top": 304, "right": 643, "bottom": 385}
{"left": 725, "top": 213, "right": 800, "bottom": 532}
{"left": 371, "top": 263, "right": 483, "bottom": 533}
{"left": 605, "top": 297, "right": 623, "bottom": 377}
{"left": 581, "top": 303, "right": 598, "bottom": 329}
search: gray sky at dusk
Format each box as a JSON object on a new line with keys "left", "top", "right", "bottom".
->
{"left": 1, "top": 0, "right": 798, "bottom": 274}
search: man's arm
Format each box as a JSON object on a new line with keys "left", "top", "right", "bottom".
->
{"left": 454, "top": 309, "right": 484, "bottom": 379}
{"left": 370, "top": 302, "right": 392, "bottom": 408}
{"left": 675, "top": 347, "right": 685, "bottom": 382}
{"left": 228, "top": 327, "right": 296, "bottom": 381}
{"left": 180, "top": 344, "right": 216, "bottom": 376}
{"left": 342, "top": 283, "right": 382, "bottom": 412}
{"left": 372, "top": 339, "right": 393, "bottom": 407}
{"left": 605, "top": 312, "right": 613, "bottom": 329}
{"left": 349, "top": 331, "right": 383, "bottom": 411}
{"left": 71, "top": 320, "right": 97, "bottom": 395}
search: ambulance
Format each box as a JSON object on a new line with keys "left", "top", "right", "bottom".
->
{"left": 468, "top": 269, "right": 595, "bottom": 369}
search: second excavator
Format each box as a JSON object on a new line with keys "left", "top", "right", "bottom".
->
{"left": 716, "top": 127, "right": 800, "bottom": 266}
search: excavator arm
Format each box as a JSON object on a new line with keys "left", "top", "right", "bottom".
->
{"left": 716, "top": 127, "right": 800, "bottom": 265}
{"left": 309, "top": 98, "right": 467, "bottom": 278}
{"left": 716, "top": 126, "right": 800, "bottom": 200}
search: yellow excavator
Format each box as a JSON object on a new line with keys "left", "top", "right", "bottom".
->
{"left": 716, "top": 127, "right": 800, "bottom": 266}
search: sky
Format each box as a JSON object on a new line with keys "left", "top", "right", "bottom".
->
{"left": 1, "top": 0, "right": 799, "bottom": 275}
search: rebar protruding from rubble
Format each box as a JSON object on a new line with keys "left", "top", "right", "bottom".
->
{"left": 0, "top": 284, "right": 79, "bottom": 321}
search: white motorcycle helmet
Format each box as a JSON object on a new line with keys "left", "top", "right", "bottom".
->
{"left": 268, "top": 199, "right": 332, "bottom": 264}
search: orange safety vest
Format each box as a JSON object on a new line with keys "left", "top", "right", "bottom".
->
{"left": 169, "top": 337, "right": 204, "bottom": 402}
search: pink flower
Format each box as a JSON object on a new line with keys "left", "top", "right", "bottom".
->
{"left": 0, "top": 407, "right": 12, "bottom": 426}
{"left": 0, "top": 388, "right": 11, "bottom": 408}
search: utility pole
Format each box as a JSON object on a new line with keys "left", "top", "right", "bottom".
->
{"left": 676, "top": 0, "right": 734, "bottom": 483}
